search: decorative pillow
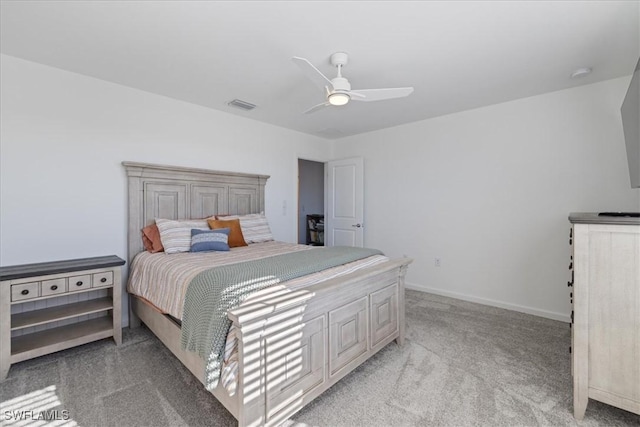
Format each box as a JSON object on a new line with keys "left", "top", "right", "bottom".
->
{"left": 141, "top": 223, "right": 164, "bottom": 253}
{"left": 207, "top": 218, "right": 248, "bottom": 248}
{"left": 190, "top": 228, "right": 230, "bottom": 252}
{"left": 215, "top": 212, "right": 274, "bottom": 243}
{"left": 156, "top": 218, "right": 209, "bottom": 254}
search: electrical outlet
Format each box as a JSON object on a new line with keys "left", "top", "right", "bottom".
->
{"left": 435, "top": 258, "right": 441, "bottom": 267}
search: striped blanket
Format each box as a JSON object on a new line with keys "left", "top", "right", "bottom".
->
{"left": 180, "top": 246, "right": 383, "bottom": 390}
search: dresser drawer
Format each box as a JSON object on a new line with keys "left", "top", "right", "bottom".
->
{"left": 11, "top": 282, "right": 40, "bottom": 302}
{"left": 92, "top": 271, "right": 113, "bottom": 288}
{"left": 40, "top": 278, "right": 67, "bottom": 297}
{"left": 68, "top": 274, "right": 91, "bottom": 292}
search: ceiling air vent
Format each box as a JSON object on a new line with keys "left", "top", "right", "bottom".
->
{"left": 227, "top": 99, "right": 256, "bottom": 111}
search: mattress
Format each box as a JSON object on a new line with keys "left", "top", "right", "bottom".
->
{"left": 128, "top": 241, "right": 387, "bottom": 318}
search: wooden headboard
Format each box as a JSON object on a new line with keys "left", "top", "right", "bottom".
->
{"left": 123, "top": 162, "right": 270, "bottom": 263}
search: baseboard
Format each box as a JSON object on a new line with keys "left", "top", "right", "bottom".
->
{"left": 405, "top": 282, "right": 570, "bottom": 323}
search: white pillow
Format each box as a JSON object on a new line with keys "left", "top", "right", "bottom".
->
{"left": 155, "top": 218, "right": 209, "bottom": 254}
{"left": 217, "top": 212, "right": 274, "bottom": 243}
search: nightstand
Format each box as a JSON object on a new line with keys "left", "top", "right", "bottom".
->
{"left": 0, "top": 255, "right": 125, "bottom": 380}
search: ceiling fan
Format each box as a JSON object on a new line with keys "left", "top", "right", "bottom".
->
{"left": 292, "top": 52, "right": 414, "bottom": 114}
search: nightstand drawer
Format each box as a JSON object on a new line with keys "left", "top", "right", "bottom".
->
{"left": 11, "top": 282, "right": 39, "bottom": 302}
{"left": 92, "top": 271, "right": 113, "bottom": 288}
{"left": 68, "top": 274, "right": 91, "bottom": 292}
{"left": 41, "top": 278, "right": 67, "bottom": 296}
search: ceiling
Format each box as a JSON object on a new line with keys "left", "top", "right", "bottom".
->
{"left": 1, "top": 1, "right": 638, "bottom": 140}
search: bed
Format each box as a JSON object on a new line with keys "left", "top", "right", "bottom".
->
{"left": 123, "top": 161, "right": 412, "bottom": 427}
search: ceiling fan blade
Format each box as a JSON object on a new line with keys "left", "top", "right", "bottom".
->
{"left": 303, "top": 102, "right": 330, "bottom": 114}
{"left": 350, "top": 87, "right": 414, "bottom": 102}
{"left": 292, "top": 57, "right": 334, "bottom": 90}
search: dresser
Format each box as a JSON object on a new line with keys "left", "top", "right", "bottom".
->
{"left": 0, "top": 255, "right": 125, "bottom": 380}
{"left": 569, "top": 213, "right": 640, "bottom": 419}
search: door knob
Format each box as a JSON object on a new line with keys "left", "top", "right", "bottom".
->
{"left": 352, "top": 224, "right": 362, "bottom": 228}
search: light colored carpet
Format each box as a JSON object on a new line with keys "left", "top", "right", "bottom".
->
{"left": 1, "top": 290, "right": 638, "bottom": 426}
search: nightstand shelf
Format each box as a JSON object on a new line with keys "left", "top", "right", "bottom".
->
{"left": 1, "top": 255, "right": 125, "bottom": 380}
{"left": 11, "top": 317, "right": 114, "bottom": 363}
{"left": 11, "top": 297, "right": 113, "bottom": 330}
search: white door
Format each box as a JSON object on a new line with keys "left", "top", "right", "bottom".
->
{"left": 326, "top": 157, "right": 364, "bottom": 247}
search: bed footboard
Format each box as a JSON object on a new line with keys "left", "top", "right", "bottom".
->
{"left": 227, "top": 258, "right": 411, "bottom": 427}
{"left": 130, "top": 257, "right": 410, "bottom": 426}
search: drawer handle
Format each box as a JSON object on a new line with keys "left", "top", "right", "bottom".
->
{"left": 100, "top": 277, "right": 107, "bottom": 283}
{"left": 76, "top": 281, "right": 83, "bottom": 286}
{"left": 21, "top": 289, "right": 29, "bottom": 295}
{"left": 51, "top": 285, "right": 58, "bottom": 291}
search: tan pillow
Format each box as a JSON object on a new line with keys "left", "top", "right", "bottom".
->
{"left": 207, "top": 218, "right": 247, "bottom": 248}
{"left": 141, "top": 224, "right": 164, "bottom": 253}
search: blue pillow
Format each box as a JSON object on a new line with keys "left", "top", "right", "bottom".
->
{"left": 190, "top": 228, "right": 230, "bottom": 252}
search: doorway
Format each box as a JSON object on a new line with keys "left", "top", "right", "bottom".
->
{"left": 298, "top": 159, "right": 325, "bottom": 245}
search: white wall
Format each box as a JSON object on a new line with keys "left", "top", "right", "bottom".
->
{"left": 0, "top": 55, "right": 331, "bottom": 324}
{"left": 331, "top": 77, "right": 640, "bottom": 322}
{"left": 3, "top": 54, "right": 638, "bottom": 326}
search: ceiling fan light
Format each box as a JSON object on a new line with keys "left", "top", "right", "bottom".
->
{"left": 328, "top": 92, "right": 350, "bottom": 106}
